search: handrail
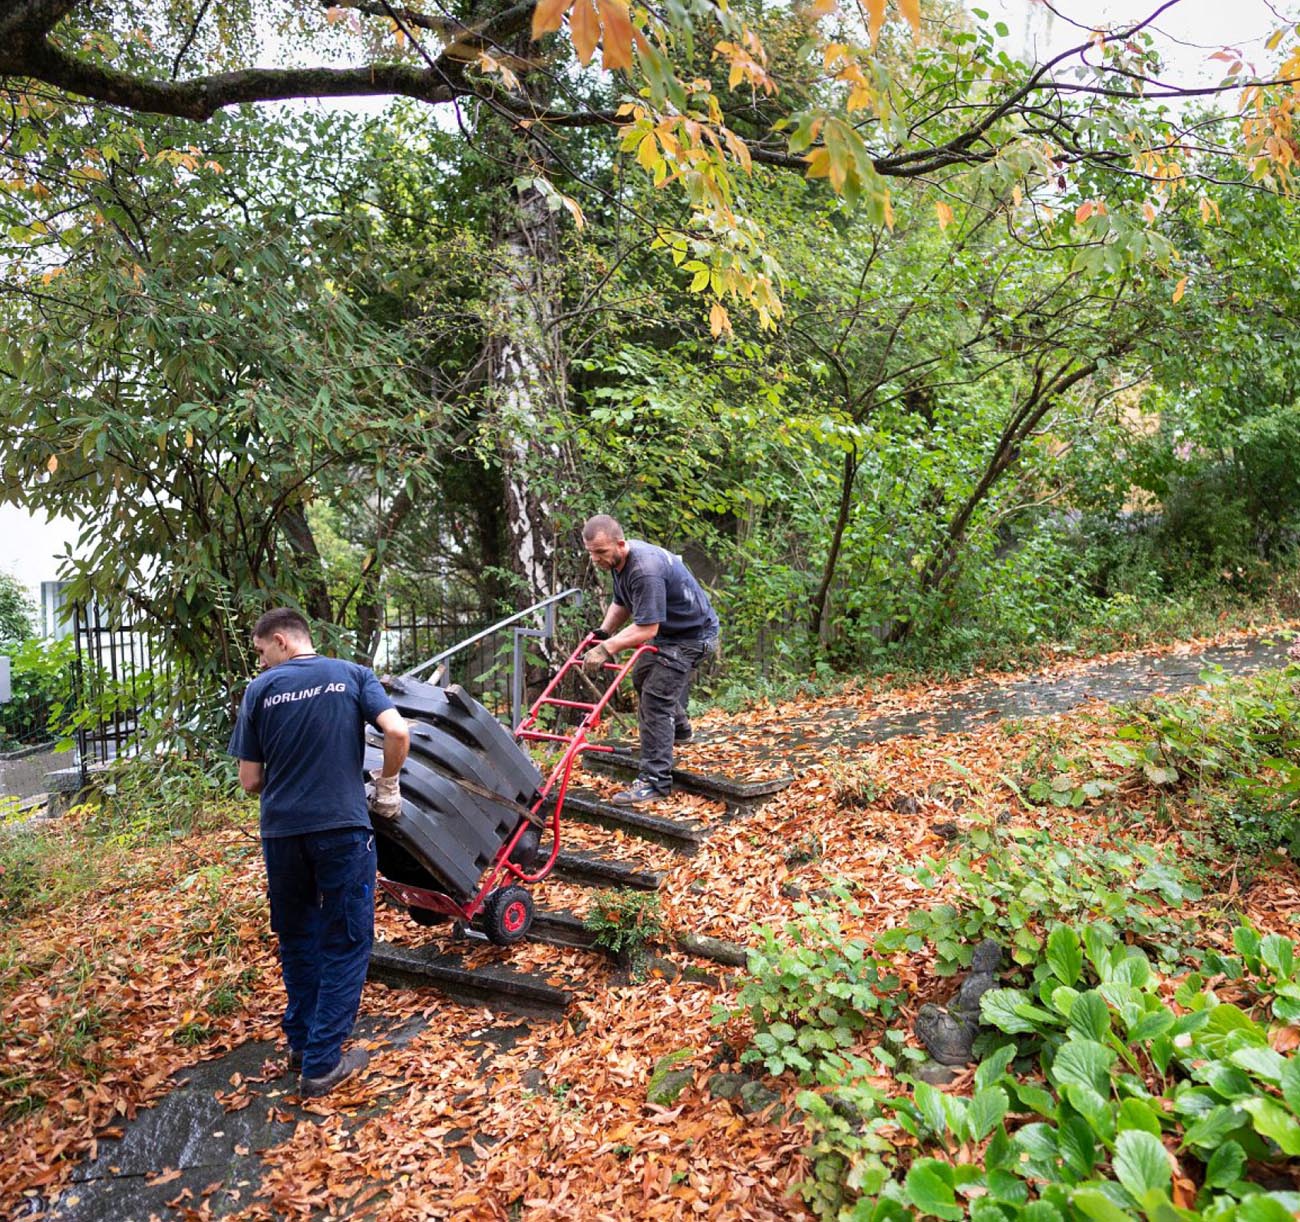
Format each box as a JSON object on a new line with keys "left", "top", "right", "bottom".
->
{"left": 401, "top": 587, "right": 584, "bottom": 726}
{"left": 402, "top": 587, "right": 583, "bottom": 679}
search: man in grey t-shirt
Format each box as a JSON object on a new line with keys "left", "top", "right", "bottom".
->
{"left": 581, "top": 515, "right": 719, "bottom": 804}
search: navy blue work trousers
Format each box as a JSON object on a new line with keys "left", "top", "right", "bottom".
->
{"left": 261, "top": 827, "right": 376, "bottom": 1080}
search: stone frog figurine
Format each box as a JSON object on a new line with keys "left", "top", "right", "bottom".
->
{"left": 914, "top": 939, "right": 1004, "bottom": 1066}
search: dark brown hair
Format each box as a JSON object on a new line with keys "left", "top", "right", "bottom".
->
{"left": 252, "top": 608, "right": 312, "bottom": 643}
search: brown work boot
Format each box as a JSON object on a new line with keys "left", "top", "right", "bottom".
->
{"left": 300, "top": 1047, "right": 369, "bottom": 1098}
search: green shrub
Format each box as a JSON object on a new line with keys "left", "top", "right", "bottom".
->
{"left": 718, "top": 889, "right": 899, "bottom": 1081}
{"left": 584, "top": 889, "right": 664, "bottom": 958}
{"left": 794, "top": 923, "right": 1300, "bottom": 1221}
{"left": 0, "top": 636, "right": 75, "bottom": 749}
{"left": 877, "top": 829, "right": 1202, "bottom": 972}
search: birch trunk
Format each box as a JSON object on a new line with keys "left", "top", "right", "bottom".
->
{"left": 488, "top": 175, "right": 576, "bottom": 610}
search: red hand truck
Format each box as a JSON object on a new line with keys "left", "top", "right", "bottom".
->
{"left": 376, "top": 635, "right": 656, "bottom": 945}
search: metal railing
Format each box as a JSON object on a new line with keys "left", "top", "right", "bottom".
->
{"left": 403, "top": 588, "right": 583, "bottom": 727}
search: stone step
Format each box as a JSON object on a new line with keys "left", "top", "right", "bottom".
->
{"left": 368, "top": 942, "right": 570, "bottom": 1018}
{"left": 580, "top": 750, "right": 794, "bottom": 804}
{"left": 555, "top": 788, "right": 706, "bottom": 852}
{"left": 551, "top": 849, "right": 661, "bottom": 892}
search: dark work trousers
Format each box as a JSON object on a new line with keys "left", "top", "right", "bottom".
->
{"left": 632, "top": 637, "right": 717, "bottom": 793}
{"left": 261, "top": 827, "right": 376, "bottom": 1080}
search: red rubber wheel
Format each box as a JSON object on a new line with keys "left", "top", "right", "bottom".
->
{"left": 484, "top": 886, "right": 534, "bottom": 946}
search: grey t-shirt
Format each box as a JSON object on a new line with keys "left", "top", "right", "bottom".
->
{"left": 611, "top": 541, "right": 719, "bottom": 643}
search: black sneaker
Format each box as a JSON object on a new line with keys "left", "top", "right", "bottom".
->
{"left": 300, "top": 1047, "right": 369, "bottom": 1098}
{"left": 288, "top": 1049, "right": 303, "bottom": 1072}
{"left": 611, "top": 779, "right": 668, "bottom": 805}
{"left": 674, "top": 723, "right": 693, "bottom": 743}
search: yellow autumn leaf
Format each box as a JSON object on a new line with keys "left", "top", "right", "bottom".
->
{"left": 864, "top": 0, "right": 886, "bottom": 43}
{"left": 897, "top": 0, "right": 921, "bottom": 35}
{"left": 1143, "top": 201, "right": 1157, "bottom": 223}
{"left": 570, "top": 0, "right": 600, "bottom": 65}
{"left": 690, "top": 267, "right": 710, "bottom": 292}
{"left": 560, "top": 194, "right": 585, "bottom": 229}
{"left": 47, "top": 455, "right": 58, "bottom": 474}
{"left": 709, "top": 302, "right": 731, "bottom": 337}
{"left": 1172, "top": 276, "right": 1188, "bottom": 303}
{"left": 531, "top": 0, "right": 573, "bottom": 39}
{"left": 185, "top": 429, "right": 194, "bottom": 449}
{"left": 595, "top": 0, "right": 635, "bottom": 71}
{"left": 636, "top": 132, "right": 659, "bottom": 171}
{"left": 1012, "top": 184, "right": 1022, "bottom": 208}
{"left": 934, "top": 200, "right": 953, "bottom": 230}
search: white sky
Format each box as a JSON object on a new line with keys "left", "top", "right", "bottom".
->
{"left": 0, "top": 505, "right": 76, "bottom": 603}
{"left": 986, "top": 0, "right": 1295, "bottom": 82}
{"left": 4, "top": 0, "right": 1295, "bottom": 604}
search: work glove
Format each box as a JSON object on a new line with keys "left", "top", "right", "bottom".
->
{"left": 582, "top": 642, "right": 613, "bottom": 674}
{"left": 369, "top": 771, "right": 402, "bottom": 821}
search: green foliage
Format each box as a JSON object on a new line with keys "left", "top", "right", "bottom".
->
{"left": 1110, "top": 664, "right": 1300, "bottom": 854}
{"left": 93, "top": 753, "right": 242, "bottom": 841}
{"left": 793, "top": 923, "right": 1300, "bottom": 1221}
{"left": 718, "top": 889, "right": 899, "bottom": 1081}
{"left": 584, "top": 889, "right": 665, "bottom": 958}
{"left": 0, "top": 571, "right": 35, "bottom": 646}
{"left": 0, "top": 635, "right": 74, "bottom": 749}
{"left": 876, "top": 830, "right": 1201, "bottom": 973}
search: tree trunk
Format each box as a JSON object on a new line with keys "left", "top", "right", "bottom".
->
{"left": 885, "top": 360, "right": 1098, "bottom": 644}
{"left": 809, "top": 450, "right": 860, "bottom": 640}
{"left": 488, "top": 170, "right": 576, "bottom": 611}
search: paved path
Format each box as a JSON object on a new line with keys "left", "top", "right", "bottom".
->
{"left": 739, "top": 633, "right": 1296, "bottom": 757}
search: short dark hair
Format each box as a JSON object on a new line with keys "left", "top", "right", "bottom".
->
{"left": 582, "top": 514, "right": 624, "bottom": 543}
{"left": 252, "top": 608, "right": 312, "bottom": 643}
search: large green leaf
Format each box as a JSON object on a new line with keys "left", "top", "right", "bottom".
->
{"left": 1230, "top": 1045, "right": 1287, "bottom": 1085}
{"left": 1202, "top": 1139, "right": 1246, "bottom": 1189}
{"left": 1126, "top": 1008, "right": 1174, "bottom": 1044}
{"left": 1240, "top": 1096, "right": 1300, "bottom": 1155}
{"left": 1047, "top": 925, "right": 1084, "bottom": 986}
{"left": 1112, "top": 1129, "right": 1172, "bottom": 1199}
{"left": 1261, "top": 934, "right": 1296, "bottom": 981}
{"left": 1071, "top": 1186, "right": 1139, "bottom": 1222}
{"left": 1116, "top": 1097, "right": 1163, "bottom": 1138}
{"left": 1279, "top": 1057, "right": 1300, "bottom": 1113}
{"left": 1236, "top": 1197, "right": 1300, "bottom": 1222}
{"left": 1180, "top": 1104, "right": 1245, "bottom": 1150}
{"left": 982, "top": 988, "right": 1044, "bottom": 1035}
{"left": 1068, "top": 992, "right": 1113, "bottom": 1043}
{"left": 1052, "top": 1039, "right": 1116, "bottom": 1097}
{"left": 904, "top": 1158, "right": 963, "bottom": 1221}
{"left": 1058, "top": 1114, "right": 1099, "bottom": 1180}
{"left": 968, "top": 1087, "right": 1009, "bottom": 1142}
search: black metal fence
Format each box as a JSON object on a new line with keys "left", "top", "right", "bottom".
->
{"left": 71, "top": 603, "right": 181, "bottom": 776}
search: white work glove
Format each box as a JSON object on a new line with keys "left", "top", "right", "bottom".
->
{"left": 582, "top": 642, "right": 614, "bottom": 674}
{"left": 369, "top": 771, "right": 402, "bottom": 821}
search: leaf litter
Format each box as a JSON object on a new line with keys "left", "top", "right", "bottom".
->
{"left": 3, "top": 623, "right": 1298, "bottom": 1218}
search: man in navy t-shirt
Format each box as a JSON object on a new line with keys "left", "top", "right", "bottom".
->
{"left": 580, "top": 515, "right": 719, "bottom": 804}
{"left": 229, "top": 608, "right": 409, "bottom": 1098}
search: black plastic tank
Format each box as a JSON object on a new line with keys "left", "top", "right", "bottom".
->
{"left": 363, "top": 678, "right": 543, "bottom": 902}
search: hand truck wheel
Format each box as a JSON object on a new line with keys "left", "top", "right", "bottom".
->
{"left": 483, "top": 886, "right": 534, "bottom": 946}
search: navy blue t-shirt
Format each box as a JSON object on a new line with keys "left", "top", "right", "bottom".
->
{"left": 611, "top": 541, "right": 720, "bottom": 643}
{"left": 227, "top": 655, "right": 395, "bottom": 838}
